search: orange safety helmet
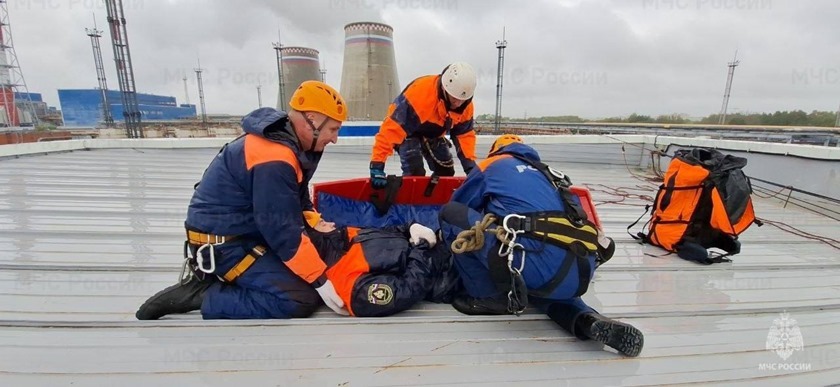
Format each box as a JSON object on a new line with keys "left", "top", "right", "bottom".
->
{"left": 488, "top": 134, "right": 523, "bottom": 156}
{"left": 289, "top": 81, "right": 347, "bottom": 122}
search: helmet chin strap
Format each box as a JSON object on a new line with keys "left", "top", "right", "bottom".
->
{"left": 303, "top": 114, "right": 328, "bottom": 151}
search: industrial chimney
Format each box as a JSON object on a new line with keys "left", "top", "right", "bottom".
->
{"left": 340, "top": 22, "right": 399, "bottom": 121}
{"left": 276, "top": 46, "right": 321, "bottom": 111}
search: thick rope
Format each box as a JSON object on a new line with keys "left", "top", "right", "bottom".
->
{"left": 423, "top": 138, "right": 455, "bottom": 168}
{"left": 450, "top": 213, "right": 511, "bottom": 254}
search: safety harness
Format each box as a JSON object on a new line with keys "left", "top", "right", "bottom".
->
{"left": 180, "top": 228, "right": 267, "bottom": 285}
{"left": 451, "top": 154, "right": 601, "bottom": 315}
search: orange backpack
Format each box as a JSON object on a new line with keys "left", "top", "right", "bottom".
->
{"left": 631, "top": 148, "right": 761, "bottom": 264}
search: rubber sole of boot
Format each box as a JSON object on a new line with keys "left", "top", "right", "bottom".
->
{"left": 135, "top": 282, "right": 204, "bottom": 320}
{"left": 136, "top": 283, "right": 180, "bottom": 320}
{"left": 451, "top": 296, "right": 510, "bottom": 316}
{"left": 590, "top": 319, "right": 644, "bottom": 357}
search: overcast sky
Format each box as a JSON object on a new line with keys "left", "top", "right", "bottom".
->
{"left": 8, "top": 0, "right": 840, "bottom": 119}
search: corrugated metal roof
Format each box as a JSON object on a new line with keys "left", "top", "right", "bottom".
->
{"left": 1, "top": 138, "right": 838, "bottom": 386}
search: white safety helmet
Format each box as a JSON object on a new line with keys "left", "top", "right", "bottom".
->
{"left": 441, "top": 62, "right": 477, "bottom": 100}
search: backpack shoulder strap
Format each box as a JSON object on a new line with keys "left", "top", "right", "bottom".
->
{"left": 507, "top": 154, "right": 589, "bottom": 222}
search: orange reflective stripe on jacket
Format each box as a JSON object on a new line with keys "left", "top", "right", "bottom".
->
{"left": 478, "top": 154, "right": 512, "bottom": 172}
{"left": 372, "top": 102, "right": 408, "bottom": 163}
{"left": 284, "top": 233, "right": 327, "bottom": 284}
{"left": 244, "top": 134, "right": 303, "bottom": 182}
{"left": 371, "top": 75, "right": 475, "bottom": 163}
{"left": 453, "top": 130, "right": 477, "bottom": 161}
{"left": 325, "top": 227, "right": 366, "bottom": 316}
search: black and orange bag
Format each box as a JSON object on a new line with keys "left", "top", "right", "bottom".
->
{"left": 630, "top": 148, "right": 762, "bottom": 264}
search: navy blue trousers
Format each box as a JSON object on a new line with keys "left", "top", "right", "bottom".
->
{"left": 197, "top": 242, "right": 320, "bottom": 319}
{"left": 398, "top": 137, "right": 455, "bottom": 176}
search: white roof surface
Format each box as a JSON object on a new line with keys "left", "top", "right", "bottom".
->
{"left": 1, "top": 136, "right": 838, "bottom": 386}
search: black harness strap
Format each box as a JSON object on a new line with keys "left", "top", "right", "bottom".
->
{"left": 423, "top": 174, "right": 440, "bottom": 197}
{"left": 528, "top": 241, "right": 591, "bottom": 299}
{"left": 504, "top": 212, "right": 600, "bottom": 253}
{"left": 509, "top": 155, "right": 589, "bottom": 223}
{"left": 627, "top": 204, "right": 651, "bottom": 242}
{"left": 370, "top": 175, "right": 403, "bottom": 215}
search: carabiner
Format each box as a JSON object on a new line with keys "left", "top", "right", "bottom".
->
{"left": 195, "top": 243, "right": 216, "bottom": 274}
{"left": 501, "top": 213, "right": 526, "bottom": 235}
{"left": 507, "top": 245, "right": 526, "bottom": 274}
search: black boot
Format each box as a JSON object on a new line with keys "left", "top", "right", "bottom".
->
{"left": 136, "top": 276, "right": 213, "bottom": 320}
{"left": 596, "top": 237, "right": 615, "bottom": 268}
{"left": 452, "top": 294, "right": 510, "bottom": 315}
{"left": 576, "top": 312, "right": 644, "bottom": 357}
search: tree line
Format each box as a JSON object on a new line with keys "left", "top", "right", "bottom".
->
{"left": 476, "top": 110, "right": 839, "bottom": 127}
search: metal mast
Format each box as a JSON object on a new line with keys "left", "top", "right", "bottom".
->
{"left": 0, "top": 0, "right": 39, "bottom": 127}
{"left": 86, "top": 18, "right": 113, "bottom": 127}
{"left": 194, "top": 60, "right": 207, "bottom": 129}
{"left": 718, "top": 50, "right": 740, "bottom": 125}
{"left": 494, "top": 27, "right": 508, "bottom": 133}
{"left": 104, "top": 0, "right": 142, "bottom": 138}
{"left": 256, "top": 84, "right": 262, "bottom": 108}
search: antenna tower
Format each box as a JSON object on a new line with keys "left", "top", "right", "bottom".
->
{"left": 0, "top": 0, "right": 39, "bottom": 127}
{"left": 718, "top": 50, "right": 740, "bottom": 125}
{"left": 86, "top": 17, "right": 113, "bottom": 127}
{"left": 494, "top": 27, "right": 508, "bottom": 133}
{"left": 104, "top": 0, "right": 142, "bottom": 137}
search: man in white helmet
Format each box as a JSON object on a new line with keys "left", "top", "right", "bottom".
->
{"left": 369, "top": 62, "right": 478, "bottom": 188}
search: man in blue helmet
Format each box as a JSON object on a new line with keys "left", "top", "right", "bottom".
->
{"left": 439, "top": 135, "right": 643, "bottom": 357}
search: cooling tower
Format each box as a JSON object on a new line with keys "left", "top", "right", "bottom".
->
{"left": 340, "top": 22, "right": 399, "bottom": 121}
{"left": 277, "top": 46, "right": 322, "bottom": 112}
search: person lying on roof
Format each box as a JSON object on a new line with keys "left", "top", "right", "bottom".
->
{"left": 438, "top": 134, "right": 645, "bottom": 357}
{"left": 307, "top": 217, "right": 458, "bottom": 317}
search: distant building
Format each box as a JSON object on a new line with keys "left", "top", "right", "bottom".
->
{"left": 13, "top": 92, "right": 62, "bottom": 126}
{"left": 58, "top": 89, "right": 196, "bottom": 127}
{"left": 340, "top": 22, "right": 400, "bottom": 121}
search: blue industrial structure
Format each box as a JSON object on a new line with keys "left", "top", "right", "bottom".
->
{"left": 14, "top": 92, "right": 43, "bottom": 102}
{"left": 340, "top": 121, "right": 380, "bottom": 136}
{"left": 58, "top": 89, "right": 196, "bottom": 127}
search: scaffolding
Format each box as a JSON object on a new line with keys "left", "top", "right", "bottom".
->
{"left": 0, "top": 0, "right": 39, "bottom": 128}
{"left": 86, "top": 20, "right": 114, "bottom": 127}
{"left": 104, "top": 0, "right": 142, "bottom": 138}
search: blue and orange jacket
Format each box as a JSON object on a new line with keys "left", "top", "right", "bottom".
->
{"left": 310, "top": 225, "right": 439, "bottom": 317}
{"left": 371, "top": 74, "right": 477, "bottom": 167}
{"left": 451, "top": 143, "right": 598, "bottom": 300}
{"left": 186, "top": 108, "right": 329, "bottom": 286}
{"left": 451, "top": 143, "right": 567, "bottom": 217}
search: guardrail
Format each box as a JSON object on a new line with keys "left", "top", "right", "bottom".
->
{"left": 475, "top": 121, "right": 840, "bottom": 147}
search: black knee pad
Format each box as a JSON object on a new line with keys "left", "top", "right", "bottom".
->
{"left": 405, "top": 157, "right": 426, "bottom": 176}
{"left": 439, "top": 202, "right": 472, "bottom": 230}
{"left": 290, "top": 295, "right": 322, "bottom": 318}
{"left": 434, "top": 165, "right": 455, "bottom": 176}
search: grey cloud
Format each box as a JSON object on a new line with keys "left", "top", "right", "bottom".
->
{"left": 7, "top": 0, "right": 840, "bottom": 119}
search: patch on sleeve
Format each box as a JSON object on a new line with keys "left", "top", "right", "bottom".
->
{"left": 367, "top": 284, "right": 394, "bottom": 305}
